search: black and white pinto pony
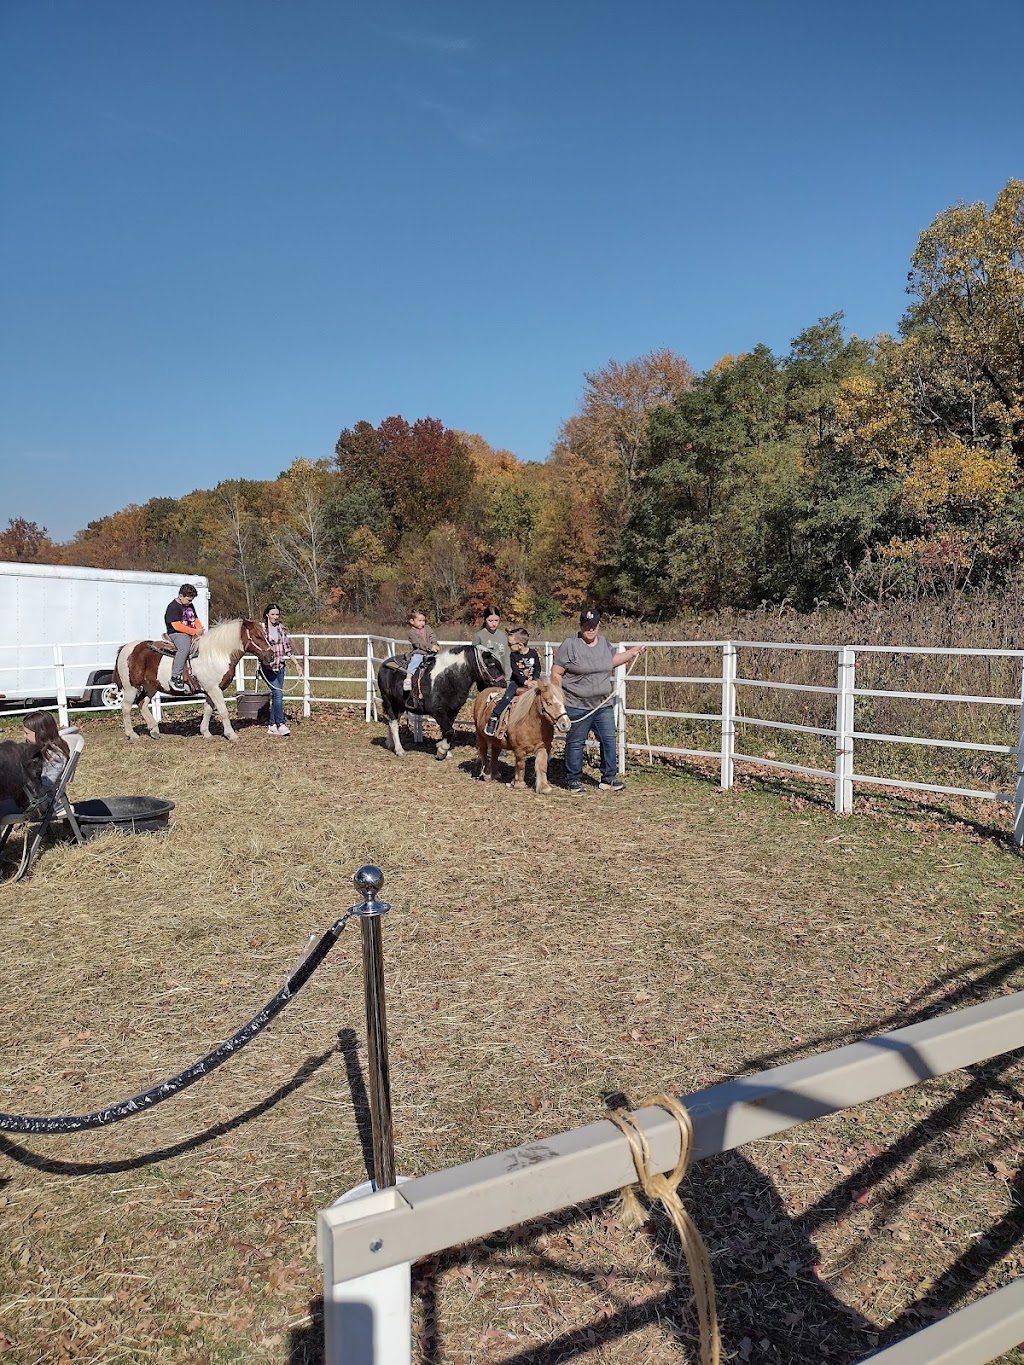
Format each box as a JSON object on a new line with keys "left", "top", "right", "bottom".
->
{"left": 114, "top": 619, "right": 274, "bottom": 743}
{"left": 377, "top": 644, "right": 506, "bottom": 760}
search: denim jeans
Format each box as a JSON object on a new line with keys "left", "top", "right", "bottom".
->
{"left": 490, "top": 680, "right": 518, "bottom": 723}
{"left": 563, "top": 702, "right": 617, "bottom": 785}
{"left": 170, "top": 631, "right": 192, "bottom": 679}
{"left": 262, "top": 664, "right": 286, "bottom": 727}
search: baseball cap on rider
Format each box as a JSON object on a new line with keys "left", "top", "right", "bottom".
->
{"left": 579, "top": 606, "right": 601, "bottom": 628}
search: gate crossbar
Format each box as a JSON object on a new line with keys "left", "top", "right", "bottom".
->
{"left": 320, "top": 991, "right": 1024, "bottom": 1284}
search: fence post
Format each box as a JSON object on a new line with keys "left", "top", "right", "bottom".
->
{"left": 302, "top": 635, "right": 311, "bottom": 718}
{"left": 365, "top": 637, "right": 375, "bottom": 723}
{"left": 1014, "top": 660, "right": 1024, "bottom": 849}
{"left": 544, "top": 641, "right": 554, "bottom": 678}
{"left": 720, "top": 641, "right": 736, "bottom": 790}
{"left": 234, "top": 659, "right": 245, "bottom": 698}
{"left": 835, "top": 647, "right": 856, "bottom": 815}
{"left": 616, "top": 642, "right": 627, "bottom": 776}
{"left": 54, "top": 645, "right": 69, "bottom": 729}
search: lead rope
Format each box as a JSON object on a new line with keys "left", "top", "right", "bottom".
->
{"left": 608, "top": 1094, "right": 720, "bottom": 1365}
{"left": 566, "top": 650, "right": 646, "bottom": 727}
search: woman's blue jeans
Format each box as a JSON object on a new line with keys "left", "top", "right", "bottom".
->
{"left": 562, "top": 702, "right": 617, "bottom": 785}
{"left": 262, "top": 665, "right": 286, "bottom": 726}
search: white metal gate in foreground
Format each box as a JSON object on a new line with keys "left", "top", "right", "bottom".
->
{"left": 319, "top": 992, "right": 1024, "bottom": 1365}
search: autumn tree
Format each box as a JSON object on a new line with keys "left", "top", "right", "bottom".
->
{"left": 903, "top": 178, "right": 1024, "bottom": 461}
{"left": 555, "top": 348, "right": 695, "bottom": 540}
{"left": 268, "top": 459, "right": 339, "bottom": 622}
{"left": 335, "top": 416, "right": 475, "bottom": 542}
{"left": 0, "top": 517, "right": 56, "bottom": 562}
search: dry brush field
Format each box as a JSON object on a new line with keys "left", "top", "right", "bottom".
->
{"left": 0, "top": 703, "right": 1022, "bottom": 1364}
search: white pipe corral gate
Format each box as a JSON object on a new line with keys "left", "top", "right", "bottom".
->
{"left": 319, "top": 992, "right": 1024, "bottom": 1365}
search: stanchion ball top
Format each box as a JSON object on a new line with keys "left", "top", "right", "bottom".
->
{"left": 353, "top": 865, "right": 384, "bottom": 895}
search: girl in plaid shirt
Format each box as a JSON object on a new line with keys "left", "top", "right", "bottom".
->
{"left": 261, "top": 603, "right": 296, "bottom": 735}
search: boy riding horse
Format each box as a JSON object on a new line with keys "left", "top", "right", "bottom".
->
{"left": 164, "top": 584, "right": 205, "bottom": 693}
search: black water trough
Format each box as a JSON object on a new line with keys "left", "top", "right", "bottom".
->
{"left": 71, "top": 797, "right": 175, "bottom": 837}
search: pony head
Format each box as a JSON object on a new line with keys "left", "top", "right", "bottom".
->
{"left": 473, "top": 647, "right": 506, "bottom": 688}
{"left": 536, "top": 679, "right": 571, "bottom": 735}
{"left": 241, "top": 619, "right": 275, "bottom": 665}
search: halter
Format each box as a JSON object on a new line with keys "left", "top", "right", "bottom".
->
{"left": 473, "top": 645, "right": 504, "bottom": 686}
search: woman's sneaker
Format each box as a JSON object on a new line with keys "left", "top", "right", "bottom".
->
{"left": 267, "top": 724, "right": 280, "bottom": 735}
{"left": 276, "top": 723, "right": 291, "bottom": 736}
{"left": 599, "top": 778, "right": 625, "bottom": 792}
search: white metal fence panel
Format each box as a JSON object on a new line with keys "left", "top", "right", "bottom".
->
{"left": 3, "top": 633, "right": 1021, "bottom": 843}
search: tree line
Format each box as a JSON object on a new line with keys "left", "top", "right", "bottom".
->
{"left": 5, "top": 179, "right": 1022, "bottom": 625}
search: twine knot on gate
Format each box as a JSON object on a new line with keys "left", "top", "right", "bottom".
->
{"left": 608, "top": 1093, "right": 720, "bottom": 1365}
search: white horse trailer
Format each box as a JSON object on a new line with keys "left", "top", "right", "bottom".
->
{"left": 0, "top": 561, "right": 211, "bottom": 712}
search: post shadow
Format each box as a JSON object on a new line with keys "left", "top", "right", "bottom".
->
{"left": 337, "top": 1026, "right": 375, "bottom": 1185}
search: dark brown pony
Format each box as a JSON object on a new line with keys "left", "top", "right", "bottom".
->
{"left": 473, "top": 679, "right": 571, "bottom": 793}
{"left": 113, "top": 619, "right": 273, "bottom": 742}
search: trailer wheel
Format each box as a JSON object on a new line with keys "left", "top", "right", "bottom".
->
{"left": 98, "top": 677, "right": 123, "bottom": 709}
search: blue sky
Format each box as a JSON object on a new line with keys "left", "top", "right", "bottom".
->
{"left": 2, "top": 0, "right": 1021, "bottom": 542}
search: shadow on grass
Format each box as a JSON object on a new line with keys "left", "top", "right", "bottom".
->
{"left": 632, "top": 748, "right": 1020, "bottom": 849}
{"left": 290, "top": 1153, "right": 880, "bottom": 1365}
{"left": 0, "top": 1048, "right": 335, "bottom": 1177}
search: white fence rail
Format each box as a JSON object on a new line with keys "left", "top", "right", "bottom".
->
{"left": 4, "top": 634, "right": 1022, "bottom": 843}
{"left": 319, "top": 990, "right": 1024, "bottom": 1365}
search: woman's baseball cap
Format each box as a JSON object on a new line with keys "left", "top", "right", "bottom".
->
{"left": 579, "top": 606, "right": 601, "bottom": 628}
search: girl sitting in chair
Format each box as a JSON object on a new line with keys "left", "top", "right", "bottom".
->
{"left": 22, "top": 711, "right": 70, "bottom": 792}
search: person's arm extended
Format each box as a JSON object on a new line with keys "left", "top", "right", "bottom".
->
{"left": 611, "top": 644, "right": 646, "bottom": 668}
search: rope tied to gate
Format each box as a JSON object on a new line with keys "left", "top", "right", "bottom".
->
{"left": 608, "top": 1094, "right": 720, "bottom": 1365}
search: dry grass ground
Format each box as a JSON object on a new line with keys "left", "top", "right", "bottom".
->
{"left": 0, "top": 703, "right": 1022, "bottom": 1364}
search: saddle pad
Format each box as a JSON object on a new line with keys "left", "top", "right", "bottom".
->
{"left": 151, "top": 636, "right": 200, "bottom": 659}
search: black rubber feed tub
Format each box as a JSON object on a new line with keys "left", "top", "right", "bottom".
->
{"left": 71, "top": 797, "right": 175, "bottom": 837}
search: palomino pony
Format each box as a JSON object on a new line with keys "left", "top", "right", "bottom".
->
{"left": 473, "top": 679, "right": 571, "bottom": 793}
{"left": 377, "top": 644, "right": 506, "bottom": 760}
{"left": 114, "top": 619, "right": 274, "bottom": 743}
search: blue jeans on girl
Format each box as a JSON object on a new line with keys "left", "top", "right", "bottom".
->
{"left": 262, "top": 664, "right": 286, "bottom": 727}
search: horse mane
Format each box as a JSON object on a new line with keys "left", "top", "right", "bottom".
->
{"left": 198, "top": 619, "right": 245, "bottom": 674}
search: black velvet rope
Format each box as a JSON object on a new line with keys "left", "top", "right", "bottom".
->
{"left": 0, "top": 917, "right": 351, "bottom": 1135}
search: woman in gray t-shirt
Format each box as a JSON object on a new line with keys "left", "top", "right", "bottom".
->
{"left": 551, "top": 606, "right": 645, "bottom": 794}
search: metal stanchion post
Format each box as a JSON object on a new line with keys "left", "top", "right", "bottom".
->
{"left": 319, "top": 865, "right": 409, "bottom": 1365}
{"left": 349, "top": 864, "right": 395, "bottom": 1190}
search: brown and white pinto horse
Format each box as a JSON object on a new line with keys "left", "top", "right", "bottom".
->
{"left": 114, "top": 619, "right": 274, "bottom": 743}
{"left": 473, "top": 679, "right": 571, "bottom": 793}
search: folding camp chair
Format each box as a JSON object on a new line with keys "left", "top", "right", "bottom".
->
{"left": 0, "top": 730, "right": 86, "bottom": 881}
